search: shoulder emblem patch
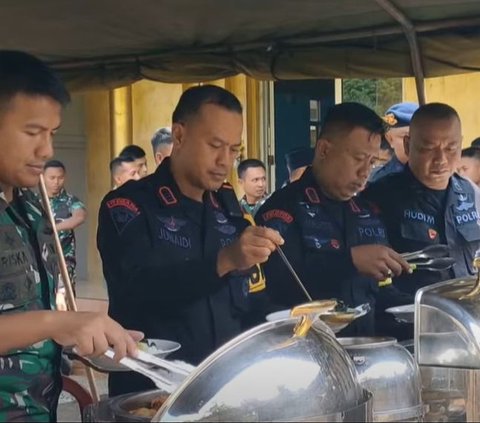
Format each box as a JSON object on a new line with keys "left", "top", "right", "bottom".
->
{"left": 305, "top": 187, "right": 320, "bottom": 204}
{"left": 261, "top": 209, "right": 294, "bottom": 224}
{"left": 106, "top": 198, "right": 140, "bottom": 234}
{"left": 158, "top": 186, "right": 177, "bottom": 206}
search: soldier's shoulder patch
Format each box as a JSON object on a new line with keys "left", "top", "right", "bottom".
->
{"left": 106, "top": 197, "right": 140, "bottom": 234}
{"left": 261, "top": 209, "right": 294, "bottom": 224}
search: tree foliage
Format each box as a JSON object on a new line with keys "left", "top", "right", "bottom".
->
{"left": 342, "top": 79, "right": 402, "bottom": 115}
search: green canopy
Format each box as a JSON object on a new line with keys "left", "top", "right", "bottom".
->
{"left": 2, "top": 0, "right": 480, "bottom": 89}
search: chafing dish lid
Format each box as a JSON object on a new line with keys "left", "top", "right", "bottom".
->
{"left": 153, "top": 318, "right": 363, "bottom": 422}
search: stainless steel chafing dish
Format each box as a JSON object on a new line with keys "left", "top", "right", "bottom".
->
{"left": 339, "top": 337, "right": 423, "bottom": 422}
{"left": 415, "top": 257, "right": 480, "bottom": 422}
{"left": 150, "top": 301, "right": 373, "bottom": 422}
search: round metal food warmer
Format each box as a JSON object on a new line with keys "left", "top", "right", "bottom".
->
{"left": 415, "top": 272, "right": 480, "bottom": 422}
{"left": 151, "top": 302, "right": 373, "bottom": 422}
{"left": 338, "top": 337, "right": 423, "bottom": 422}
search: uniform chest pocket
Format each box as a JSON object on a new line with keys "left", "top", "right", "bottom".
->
{"left": 301, "top": 220, "right": 343, "bottom": 252}
{"left": 455, "top": 219, "right": 480, "bottom": 243}
{"left": 400, "top": 220, "right": 439, "bottom": 243}
{"left": 54, "top": 202, "right": 71, "bottom": 221}
{"left": 0, "top": 226, "right": 38, "bottom": 311}
{"left": 36, "top": 227, "right": 58, "bottom": 276}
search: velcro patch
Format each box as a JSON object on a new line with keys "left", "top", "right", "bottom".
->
{"left": 261, "top": 209, "right": 294, "bottom": 224}
{"left": 349, "top": 199, "right": 361, "bottom": 213}
{"left": 305, "top": 187, "right": 320, "bottom": 204}
{"left": 106, "top": 198, "right": 140, "bottom": 234}
{"left": 158, "top": 186, "right": 177, "bottom": 205}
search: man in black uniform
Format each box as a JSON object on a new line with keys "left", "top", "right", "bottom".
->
{"left": 363, "top": 103, "right": 480, "bottom": 338}
{"left": 97, "top": 85, "right": 283, "bottom": 396}
{"left": 364, "top": 103, "right": 480, "bottom": 293}
{"left": 256, "top": 103, "right": 410, "bottom": 336}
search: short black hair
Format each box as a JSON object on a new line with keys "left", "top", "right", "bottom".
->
{"left": 172, "top": 85, "right": 242, "bottom": 124}
{"left": 410, "top": 103, "right": 460, "bottom": 127}
{"left": 237, "top": 159, "right": 265, "bottom": 179}
{"left": 119, "top": 145, "right": 146, "bottom": 159}
{"left": 44, "top": 159, "right": 65, "bottom": 171}
{"left": 109, "top": 155, "right": 136, "bottom": 174}
{"left": 0, "top": 50, "right": 70, "bottom": 113}
{"left": 151, "top": 127, "right": 172, "bottom": 154}
{"left": 319, "top": 102, "right": 386, "bottom": 141}
{"left": 462, "top": 147, "right": 480, "bottom": 160}
{"left": 471, "top": 137, "right": 480, "bottom": 148}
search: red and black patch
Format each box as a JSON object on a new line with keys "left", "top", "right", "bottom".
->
{"left": 261, "top": 209, "right": 294, "bottom": 224}
{"left": 106, "top": 198, "right": 140, "bottom": 214}
{"left": 106, "top": 197, "right": 140, "bottom": 234}
{"left": 209, "top": 192, "right": 220, "bottom": 209}
{"left": 349, "top": 199, "right": 361, "bottom": 213}
{"left": 330, "top": 239, "right": 341, "bottom": 249}
{"left": 158, "top": 186, "right": 177, "bottom": 206}
{"left": 305, "top": 187, "right": 320, "bottom": 204}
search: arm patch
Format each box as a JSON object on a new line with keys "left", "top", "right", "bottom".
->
{"left": 106, "top": 198, "right": 140, "bottom": 234}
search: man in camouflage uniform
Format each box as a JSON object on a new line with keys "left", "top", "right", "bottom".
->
{"left": 43, "top": 160, "right": 86, "bottom": 291}
{"left": 0, "top": 188, "right": 62, "bottom": 421}
{"left": 0, "top": 51, "right": 143, "bottom": 422}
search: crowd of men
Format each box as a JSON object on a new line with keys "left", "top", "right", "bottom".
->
{"left": 1, "top": 49, "right": 480, "bottom": 421}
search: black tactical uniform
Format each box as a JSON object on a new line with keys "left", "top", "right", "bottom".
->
{"left": 364, "top": 167, "right": 480, "bottom": 293}
{"left": 97, "top": 159, "right": 256, "bottom": 396}
{"left": 256, "top": 168, "right": 391, "bottom": 336}
{"left": 363, "top": 167, "right": 480, "bottom": 339}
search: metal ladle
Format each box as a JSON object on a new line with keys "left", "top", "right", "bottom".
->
{"left": 276, "top": 245, "right": 313, "bottom": 301}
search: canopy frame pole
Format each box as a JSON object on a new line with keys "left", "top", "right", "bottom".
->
{"left": 375, "top": 0, "right": 426, "bottom": 104}
{"left": 38, "top": 175, "right": 101, "bottom": 404}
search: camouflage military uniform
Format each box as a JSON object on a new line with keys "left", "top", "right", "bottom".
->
{"left": 0, "top": 188, "right": 62, "bottom": 422}
{"left": 49, "top": 189, "right": 85, "bottom": 287}
{"left": 239, "top": 194, "right": 269, "bottom": 217}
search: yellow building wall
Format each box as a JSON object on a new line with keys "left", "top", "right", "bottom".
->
{"left": 84, "top": 90, "right": 112, "bottom": 283}
{"left": 84, "top": 76, "right": 262, "bottom": 284}
{"left": 131, "top": 81, "right": 183, "bottom": 171}
{"left": 403, "top": 74, "right": 480, "bottom": 147}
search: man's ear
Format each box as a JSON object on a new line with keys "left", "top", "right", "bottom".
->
{"left": 316, "top": 138, "right": 331, "bottom": 160}
{"left": 403, "top": 135, "right": 410, "bottom": 157}
{"left": 171, "top": 123, "right": 184, "bottom": 148}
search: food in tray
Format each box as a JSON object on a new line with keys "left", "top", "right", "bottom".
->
{"left": 129, "top": 394, "right": 170, "bottom": 418}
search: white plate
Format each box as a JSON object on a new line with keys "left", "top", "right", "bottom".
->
{"left": 385, "top": 304, "right": 415, "bottom": 323}
{"left": 70, "top": 338, "right": 181, "bottom": 373}
{"left": 265, "top": 309, "right": 291, "bottom": 322}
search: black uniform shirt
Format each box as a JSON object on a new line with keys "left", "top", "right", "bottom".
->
{"left": 256, "top": 168, "right": 390, "bottom": 335}
{"left": 97, "top": 159, "right": 253, "bottom": 368}
{"left": 363, "top": 167, "right": 480, "bottom": 295}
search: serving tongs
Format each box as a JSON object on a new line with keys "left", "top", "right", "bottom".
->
{"left": 103, "top": 349, "right": 194, "bottom": 393}
{"left": 401, "top": 244, "right": 449, "bottom": 262}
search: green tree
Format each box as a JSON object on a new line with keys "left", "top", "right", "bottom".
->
{"left": 343, "top": 79, "right": 402, "bottom": 115}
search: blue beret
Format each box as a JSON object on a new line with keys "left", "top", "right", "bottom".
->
{"left": 285, "top": 147, "right": 314, "bottom": 171}
{"left": 384, "top": 102, "right": 419, "bottom": 127}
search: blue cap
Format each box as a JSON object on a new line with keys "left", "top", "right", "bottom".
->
{"left": 383, "top": 102, "right": 419, "bottom": 127}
